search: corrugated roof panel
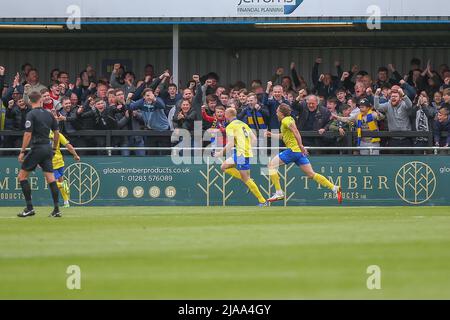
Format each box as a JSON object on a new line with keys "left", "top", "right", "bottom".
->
{"left": 1, "top": 16, "right": 450, "bottom": 25}
{"left": 0, "top": 47, "right": 449, "bottom": 90}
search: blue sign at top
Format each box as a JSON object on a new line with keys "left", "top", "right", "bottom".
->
{"left": 284, "top": 0, "right": 304, "bottom": 14}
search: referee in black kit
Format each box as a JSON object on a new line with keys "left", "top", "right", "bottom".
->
{"left": 17, "top": 91, "right": 62, "bottom": 218}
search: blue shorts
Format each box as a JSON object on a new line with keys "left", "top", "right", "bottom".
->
{"left": 279, "top": 149, "right": 310, "bottom": 166}
{"left": 53, "top": 167, "right": 65, "bottom": 180}
{"left": 233, "top": 150, "right": 251, "bottom": 171}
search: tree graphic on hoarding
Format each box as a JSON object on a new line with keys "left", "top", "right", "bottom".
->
{"left": 197, "top": 158, "right": 219, "bottom": 207}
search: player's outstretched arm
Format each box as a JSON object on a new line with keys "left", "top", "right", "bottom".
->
{"left": 215, "top": 134, "right": 234, "bottom": 158}
{"left": 333, "top": 114, "right": 355, "bottom": 123}
{"left": 289, "top": 122, "right": 309, "bottom": 155}
{"left": 264, "top": 130, "right": 282, "bottom": 140}
{"left": 66, "top": 143, "right": 80, "bottom": 161}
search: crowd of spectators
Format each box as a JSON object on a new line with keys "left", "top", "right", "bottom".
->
{"left": 0, "top": 57, "right": 449, "bottom": 156}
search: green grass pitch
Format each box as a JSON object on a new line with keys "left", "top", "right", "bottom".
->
{"left": 1, "top": 206, "right": 450, "bottom": 299}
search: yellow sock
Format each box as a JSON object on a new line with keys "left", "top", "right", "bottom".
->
{"left": 268, "top": 169, "right": 282, "bottom": 192}
{"left": 245, "top": 179, "right": 266, "bottom": 204}
{"left": 313, "top": 173, "right": 335, "bottom": 191}
{"left": 57, "top": 183, "right": 69, "bottom": 202}
{"left": 225, "top": 168, "right": 242, "bottom": 180}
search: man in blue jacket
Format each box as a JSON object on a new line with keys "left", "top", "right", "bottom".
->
{"left": 434, "top": 107, "right": 450, "bottom": 150}
{"left": 262, "top": 81, "right": 290, "bottom": 130}
{"left": 129, "top": 88, "right": 169, "bottom": 155}
{"left": 129, "top": 88, "right": 169, "bottom": 131}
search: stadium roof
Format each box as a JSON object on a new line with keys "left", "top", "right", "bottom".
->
{"left": 0, "top": 20, "right": 449, "bottom": 50}
{"left": 1, "top": 15, "right": 450, "bottom": 25}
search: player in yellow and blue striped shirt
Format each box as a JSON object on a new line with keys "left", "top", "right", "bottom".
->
{"left": 214, "top": 108, "right": 267, "bottom": 207}
{"left": 266, "top": 104, "right": 342, "bottom": 204}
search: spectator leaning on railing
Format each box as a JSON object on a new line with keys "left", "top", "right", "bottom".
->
{"left": 328, "top": 104, "right": 354, "bottom": 149}
{"left": 318, "top": 97, "right": 340, "bottom": 151}
{"left": 332, "top": 98, "right": 383, "bottom": 155}
{"left": 434, "top": 107, "right": 450, "bottom": 151}
{"left": 296, "top": 95, "right": 331, "bottom": 150}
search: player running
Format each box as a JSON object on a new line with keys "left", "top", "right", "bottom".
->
{"left": 265, "top": 103, "right": 343, "bottom": 204}
{"left": 214, "top": 108, "right": 268, "bottom": 207}
{"left": 49, "top": 131, "right": 80, "bottom": 208}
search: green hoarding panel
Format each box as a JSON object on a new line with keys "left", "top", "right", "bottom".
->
{"left": 0, "top": 156, "right": 449, "bottom": 206}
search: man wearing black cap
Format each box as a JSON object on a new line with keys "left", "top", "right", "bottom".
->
{"left": 17, "top": 91, "right": 62, "bottom": 218}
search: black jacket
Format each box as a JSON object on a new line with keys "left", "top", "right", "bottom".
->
{"left": 60, "top": 106, "right": 83, "bottom": 133}
{"left": 173, "top": 109, "right": 197, "bottom": 131}
{"left": 410, "top": 103, "right": 437, "bottom": 142}
{"left": 295, "top": 103, "right": 331, "bottom": 132}
{"left": 80, "top": 107, "right": 118, "bottom": 130}
{"left": 0, "top": 75, "right": 5, "bottom": 96}
{"left": 5, "top": 105, "right": 32, "bottom": 130}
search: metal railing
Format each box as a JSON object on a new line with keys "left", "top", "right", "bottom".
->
{"left": 1, "top": 146, "right": 449, "bottom": 152}
{"left": 1, "top": 129, "right": 444, "bottom": 140}
{"left": 1, "top": 130, "right": 448, "bottom": 155}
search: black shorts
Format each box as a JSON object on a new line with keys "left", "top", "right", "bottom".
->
{"left": 21, "top": 145, "right": 54, "bottom": 173}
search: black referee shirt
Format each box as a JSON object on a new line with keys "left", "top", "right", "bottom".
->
{"left": 24, "top": 108, "right": 59, "bottom": 147}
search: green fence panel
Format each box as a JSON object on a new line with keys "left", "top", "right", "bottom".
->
{"left": 0, "top": 156, "right": 449, "bottom": 206}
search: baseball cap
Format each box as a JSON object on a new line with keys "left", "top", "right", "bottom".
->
{"left": 358, "top": 98, "right": 372, "bottom": 107}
